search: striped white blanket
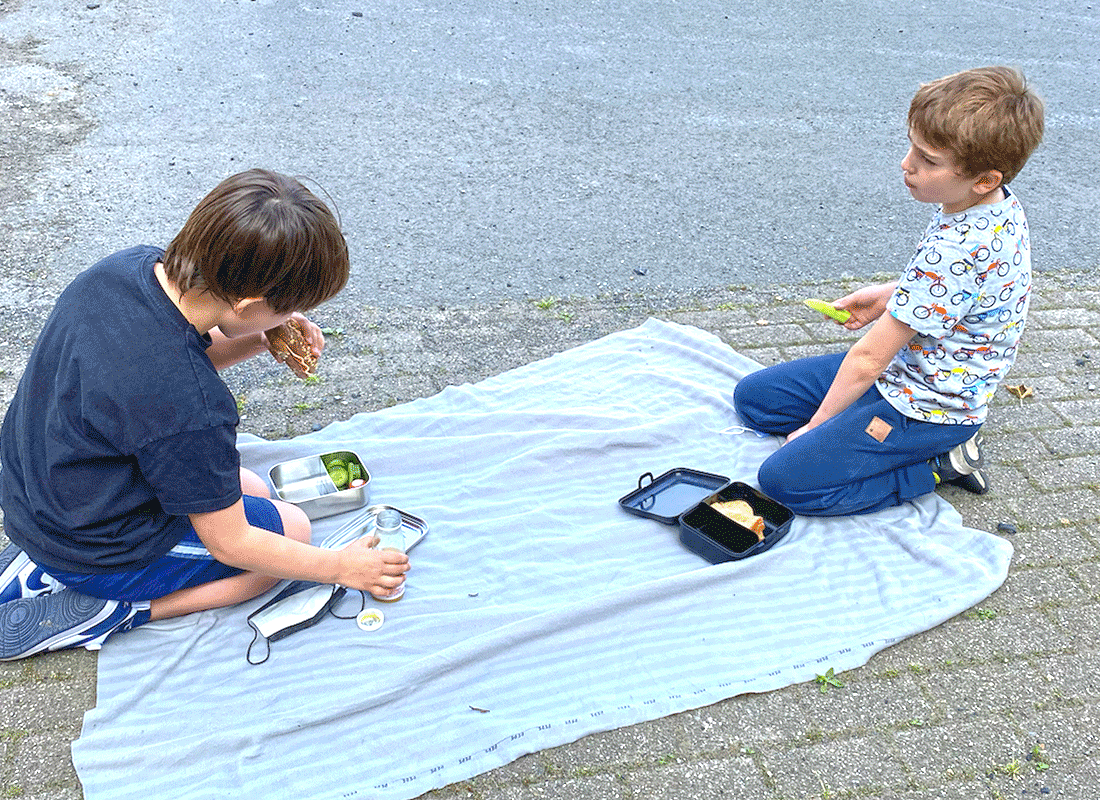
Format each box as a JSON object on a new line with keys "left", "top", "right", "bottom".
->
{"left": 73, "top": 320, "right": 1011, "bottom": 800}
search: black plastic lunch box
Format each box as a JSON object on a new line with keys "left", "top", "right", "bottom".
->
{"left": 618, "top": 468, "right": 794, "bottom": 563}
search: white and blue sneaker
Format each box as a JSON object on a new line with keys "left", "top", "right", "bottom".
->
{"left": 0, "top": 543, "right": 62, "bottom": 604}
{"left": 931, "top": 430, "right": 989, "bottom": 494}
{"left": 0, "top": 589, "right": 151, "bottom": 661}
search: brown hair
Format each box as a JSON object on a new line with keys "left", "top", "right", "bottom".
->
{"left": 162, "top": 169, "right": 350, "bottom": 314}
{"left": 908, "top": 66, "right": 1045, "bottom": 185}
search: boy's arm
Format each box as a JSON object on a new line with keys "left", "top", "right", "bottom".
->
{"left": 206, "top": 313, "right": 325, "bottom": 371}
{"left": 833, "top": 281, "right": 899, "bottom": 330}
{"left": 786, "top": 313, "right": 915, "bottom": 443}
{"left": 189, "top": 499, "right": 408, "bottom": 594}
{"left": 206, "top": 329, "right": 267, "bottom": 370}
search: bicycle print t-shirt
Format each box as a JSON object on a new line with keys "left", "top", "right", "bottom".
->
{"left": 877, "top": 187, "right": 1031, "bottom": 425}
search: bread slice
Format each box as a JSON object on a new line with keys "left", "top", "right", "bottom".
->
{"left": 265, "top": 319, "right": 318, "bottom": 378}
{"left": 710, "top": 498, "right": 765, "bottom": 540}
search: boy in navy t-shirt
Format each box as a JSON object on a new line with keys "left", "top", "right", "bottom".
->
{"left": 0, "top": 169, "right": 409, "bottom": 659}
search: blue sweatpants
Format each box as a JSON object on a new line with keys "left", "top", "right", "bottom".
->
{"left": 733, "top": 353, "right": 980, "bottom": 517}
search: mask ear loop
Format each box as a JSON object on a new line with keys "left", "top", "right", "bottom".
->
{"left": 720, "top": 425, "right": 772, "bottom": 437}
{"left": 328, "top": 589, "right": 367, "bottom": 620}
{"left": 246, "top": 622, "right": 272, "bottom": 665}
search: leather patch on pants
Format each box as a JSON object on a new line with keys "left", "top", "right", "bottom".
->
{"left": 865, "top": 416, "right": 893, "bottom": 443}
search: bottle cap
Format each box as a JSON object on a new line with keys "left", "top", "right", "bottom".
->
{"left": 356, "top": 608, "right": 385, "bottom": 631}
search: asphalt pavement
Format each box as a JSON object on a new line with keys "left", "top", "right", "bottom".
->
{"left": 1, "top": 0, "right": 1097, "bottom": 312}
{"left": 1, "top": 0, "right": 1098, "bottom": 798}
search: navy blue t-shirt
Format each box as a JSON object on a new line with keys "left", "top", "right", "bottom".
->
{"left": 0, "top": 246, "right": 242, "bottom": 573}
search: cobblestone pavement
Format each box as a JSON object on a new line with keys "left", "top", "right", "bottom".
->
{"left": 1, "top": 274, "right": 1097, "bottom": 799}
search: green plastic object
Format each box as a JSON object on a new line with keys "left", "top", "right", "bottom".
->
{"left": 804, "top": 298, "right": 852, "bottom": 323}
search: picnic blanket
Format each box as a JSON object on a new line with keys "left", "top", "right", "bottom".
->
{"left": 72, "top": 319, "right": 1012, "bottom": 800}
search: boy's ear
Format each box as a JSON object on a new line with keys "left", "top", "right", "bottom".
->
{"left": 972, "top": 169, "right": 1004, "bottom": 195}
{"left": 231, "top": 297, "right": 268, "bottom": 313}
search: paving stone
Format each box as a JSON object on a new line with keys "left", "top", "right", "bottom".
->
{"left": 1004, "top": 489, "right": 1100, "bottom": 527}
{"left": 665, "top": 707, "right": 742, "bottom": 755}
{"left": 1009, "top": 705, "right": 1100, "bottom": 796}
{"left": 762, "top": 733, "right": 904, "bottom": 798}
{"left": 865, "top": 623, "right": 975, "bottom": 676}
{"left": 1009, "top": 374, "right": 1076, "bottom": 400}
{"left": 796, "top": 672, "right": 933, "bottom": 734}
{"left": 1051, "top": 601, "right": 1100, "bottom": 649}
{"left": 22, "top": 788, "right": 83, "bottom": 800}
{"left": 723, "top": 322, "right": 810, "bottom": 348}
{"left": 469, "top": 772, "right": 628, "bottom": 800}
{"left": 928, "top": 611, "right": 1074, "bottom": 662}
{"left": 893, "top": 716, "right": 1022, "bottom": 784}
{"left": 1018, "top": 328, "right": 1100, "bottom": 353}
{"left": 1009, "top": 526, "right": 1099, "bottom": 568}
{"left": 780, "top": 342, "right": 850, "bottom": 360}
{"left": 918, "top": 658, "right": 1064, "bottom": 721}
{"left": 984, "top": 399, "right": 1066, "bottom": 431}
{"left": 539, "top": 713, "right": 692, "bottom": 770}
{"left": 982, "top": 565, "right": 1087, "bottom": 612}
{"left": 858, "top": 781, "right": 992, "bottom": 799}
{"left": 1071, "top": 562, "right": 1100, "bottom": 599}
{"left": 738, "top": 347, "right": 785, "bottom": 367}
{"left": 1048, "top": 398, "right": 1100, "bottom": 427}
{"left": 1026, "top": 453, "right": 1100, "bottom": 492}
{"left": 0, "top": 682, "right": 94, "bottom": 731}
{"left": 1030, "top": 654, "right": 1099, "bottom": 711}
{"left": 7, "top": 730, "right": 79, "bottom": 789}
{"left": 1040, "top": 425, "right": 1100, "bottom": 457}
{"left": 624, "top": 756, "right": 769, "bottom": 800}
{"left": 1012, "top": 350, "right": 1092, "bottom": 380}
{"left": 700, "top": 686, "right": 817, "bottom": 748}
{"left": 1029, "top": 307, "right": 1100, "bottom": 328}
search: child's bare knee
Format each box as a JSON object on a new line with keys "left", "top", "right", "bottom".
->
{"left": 240, "top": 468, "right": 272, "bottom": 498}
{"left": 277, "top": 501, "right": 312, "bottom": 544}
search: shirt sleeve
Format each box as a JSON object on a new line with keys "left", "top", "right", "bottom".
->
{"left": 888, "top": 236, "right": 981, "bottom": 339}
{"left": 134, "top": 424, "right": 242, "bottom": 515}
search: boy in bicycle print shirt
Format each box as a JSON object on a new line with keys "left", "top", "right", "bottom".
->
{"left": 733, "top": 67, "right": 1044, "bottom": 516}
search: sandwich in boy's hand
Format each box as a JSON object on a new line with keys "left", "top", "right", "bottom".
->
{"left": 265, "top": 319, "right": 318, "bottom": 378}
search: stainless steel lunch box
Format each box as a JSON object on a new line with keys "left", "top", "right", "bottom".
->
{"left": 268, "top": 450, "right": 370, "bottom": 521}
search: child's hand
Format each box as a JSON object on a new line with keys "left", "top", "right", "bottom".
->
{"left": 785, "top": 422, "right": 814, "bottom": 443}
{"left": 833, "top": 282, "right": 897, "bottom": 330}
{"left": 334, "top": 537, "right": 410, "bottom": 596}
{"left": 288, "top": 313, "right": 326, "bottom": 362}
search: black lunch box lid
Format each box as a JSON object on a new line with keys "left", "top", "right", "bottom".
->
{"left": 617, "top": 468, "right": 732, "bottom": 524}
{"left": 618, "top": 468, "right": 794, "bottom": 563}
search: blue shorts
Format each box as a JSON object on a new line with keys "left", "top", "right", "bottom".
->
{"left": 44, "top": 495, "right": 285, "bottom": 602}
